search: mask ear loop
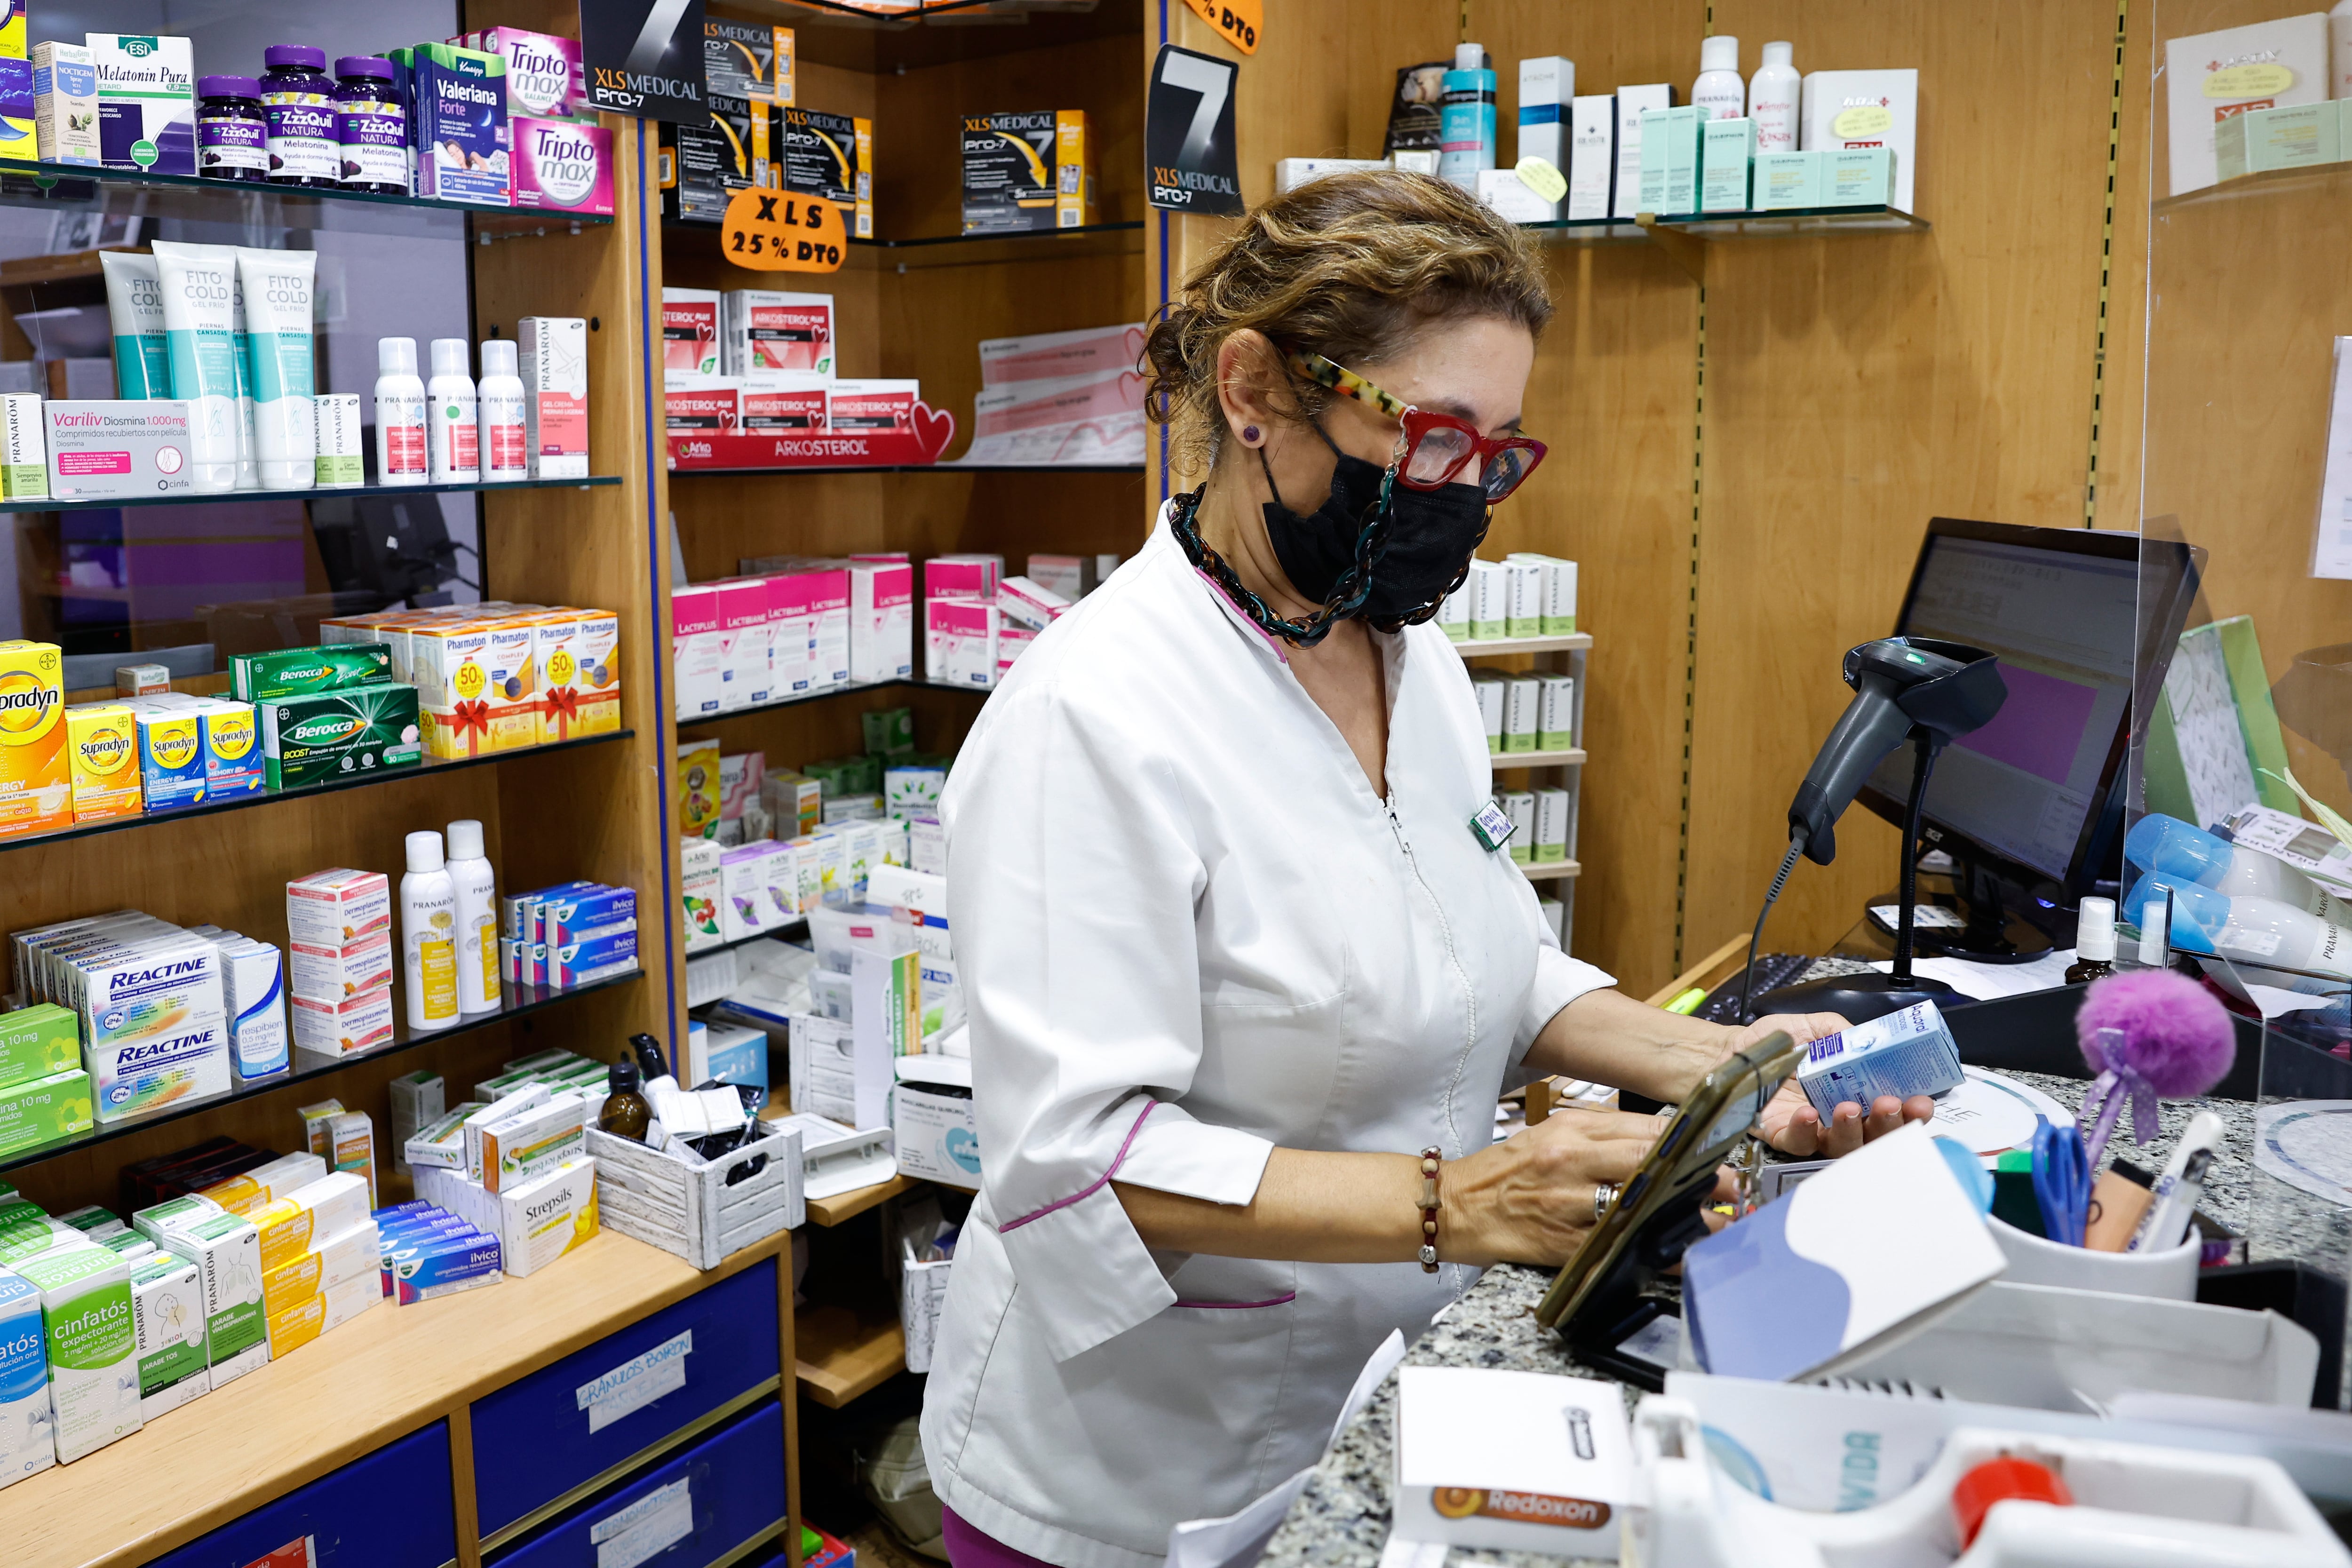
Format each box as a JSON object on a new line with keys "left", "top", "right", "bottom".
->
{"left": 1254, "top": 417, "right": 1348, "bottom": 517}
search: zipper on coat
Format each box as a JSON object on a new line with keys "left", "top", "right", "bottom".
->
{"left": 1386, "top": 793, "right": 1480, "bottom": 1158}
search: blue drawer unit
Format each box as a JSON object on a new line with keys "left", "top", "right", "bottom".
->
{"left": 474, "top": 1259, "right": 779, "bottom": 1537}
{"left": 150, "top": 1422, "right": 457, "bottom": 1568}
{"left": 488, "top": 1401, "right": 786, "bottom": 1568}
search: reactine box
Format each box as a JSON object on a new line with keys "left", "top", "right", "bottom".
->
{"left": 46, "top": 400, "right": 197, "bottom": 499}
{"left": 961, "top": 110, "right": 1097, "bottom": 234}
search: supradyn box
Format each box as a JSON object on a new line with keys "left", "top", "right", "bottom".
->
{"left": 128, "top": 698, "right": 205, "bottom": 811}
{"left": 46, "top": 399, "right": 196, "bottom": 499}
{"left": 0, "top": 639, "right": 69, "bottom": 838}
{"left": 63, "top": 703, "right": 141, "bottom": 822}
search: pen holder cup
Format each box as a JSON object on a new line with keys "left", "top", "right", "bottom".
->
{"left": 1987, "top": 1214, "right": 2200, "bottom": 1300}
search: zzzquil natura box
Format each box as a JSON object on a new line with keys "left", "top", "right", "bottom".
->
{"left": 0, "top": 1266, "right": 55, "bottom": 1489}
{"left": 14, "top": 1243, "right": 140, "bottom": 1463}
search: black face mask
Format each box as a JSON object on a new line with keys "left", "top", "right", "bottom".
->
{"left": 1258, "top": 424, "right": 1490, "bottom": 627}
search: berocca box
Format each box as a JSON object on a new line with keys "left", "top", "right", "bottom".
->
{"left": 230, "top": 644, "right": 392, "bottom": 702}
{"left": 259, "top": 683, "right": 422, "bottom": 789}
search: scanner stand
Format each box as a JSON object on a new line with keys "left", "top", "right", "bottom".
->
{"left": 1559, "top": 1187, "right": 1715, "bottom": 1393}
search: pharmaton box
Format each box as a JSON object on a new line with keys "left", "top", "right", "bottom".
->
{"left": 0, "top": 1266, "right": 55, "bottom": 1488}
{"left": 568, "top": 607, "right": 621, "bottom": 736}
{"left": 15, "top": 1244, "right": 140, "bottom": 1462}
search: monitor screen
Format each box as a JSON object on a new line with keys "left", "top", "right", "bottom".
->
{"left": 1868, "top": 530, "right": 2141, "bottom": 881}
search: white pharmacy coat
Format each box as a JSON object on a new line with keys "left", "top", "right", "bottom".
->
{"left": 921, "top": 511, "right": 1614, "bottom": 1568}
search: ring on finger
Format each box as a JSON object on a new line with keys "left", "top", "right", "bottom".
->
{"left": 1593, "top": 1181, "right": 1620, "bottom": 1224}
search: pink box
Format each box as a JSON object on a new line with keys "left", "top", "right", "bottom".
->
{"left": 927, "top": 597, "right": 998, "bottom": 688}
{"left": 826, "top": 379, "right": 919, "bottom": 434}
{"left": 995, "top": 574, "right": 1071, "bottom": 631}
{"left": 849, "top": 560, "right": 914, "bottom": 683}
{"left": 741, "top": 374, "right": 827, "bottom": 433}
{"left": 997, "top": 623, "right": 1037, "bottom": 677}
{"left": 978, "top": 322, "right": 1149, "bottom": 386}
{"left": 717, "top": 577, "right": 773, "bottom": 708}
{"left": 512, "top": 117, "right": 613, "bottom": 216}
{"left": 806, "top": 567, "right": 850, "bottom": 689}
{"left": 925, "top": 557, "right": 994, "bottom": 601}
{"left": 477, "top": 27, "right": 589, "bottom": 119}
{"left": 765, "top": 572, "right": 815, "bottom": 697}
{"left": 665, "top": 381, "right": 738, "bottom": 434}
{"left": 672, "top": 583, "right": 724, "bottom": 719}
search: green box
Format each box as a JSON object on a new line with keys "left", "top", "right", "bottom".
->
{"left": 259, "top": 682, "right": 422, "bottom": 790}
{"left": 0, "top": 1003, "right": 78, "bottom": 1091}
{"left": 1700, "top": 117, "right": 1755, "bottom": 213}
{"left": 2247, "top": 103, "right": 2340, "bottom": 173}
{"left": 1826, "top": 147, "right": 1893, "bottom": 207}
{"left": 862, "top": 707, "right": 915, "bottom": 758}
{"left": 1753, "top": 150, "right": 1822, "bottom": 210}
{"left": 1660, "top": 105, "right": 1704, "bottom": 215}
{"left": 0, "top": 1068, "right": 93, "bottom": 1157}
{"left": 230, "top": 643, "right": 394, "bottom": 703}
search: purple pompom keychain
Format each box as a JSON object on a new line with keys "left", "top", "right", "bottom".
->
{"left": 2073, "top": 969, "right": 2236, "bottom": 1168}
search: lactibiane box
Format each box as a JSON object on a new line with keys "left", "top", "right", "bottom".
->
{"left": 0, "top": 1265, "right": 55, "bottom": 1488}
{"left": 15, "top": 1243, "right": 139, "bottom": 1462}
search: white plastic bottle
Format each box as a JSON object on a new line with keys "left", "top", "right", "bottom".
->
{"left": 400, "top": 829, "right": 460, "bottom": 1032}
{"left": 2126, "top": 813, "right": 2352, "bottom": 923}
{"left": 374, "top": 336, "right": 428, "bottom": 486}
{"left": 445, "top": 817, "right": 501, "bottom": 1015}
{"left": 477, "top": 338, "right": 528, "bottom": 483}
{"left": 1748, "top": 40, "right": 1799, "bottom": 152}
{"left": 427, "top": 337, "right": 479, "bottom": 484}
{"left": 2128, "top": 873, "right": 2352, "bottom": 987}
{"left": 1693, "top": 35, "right": 1744, "bottom": 121}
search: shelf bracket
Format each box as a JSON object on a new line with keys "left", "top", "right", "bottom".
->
{"left": 1635, "top": 214, "right": 1706, "bottom": 285}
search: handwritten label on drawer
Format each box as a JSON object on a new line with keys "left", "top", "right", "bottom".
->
{"left": 239, "top": 1541, "right": 317, "bottom": 1568}
{"left": 592, "top": 1477, "right": 694, "bottom": 1568}
{"left": 577, "top": 1330, "right": 694, "bottom": 1434}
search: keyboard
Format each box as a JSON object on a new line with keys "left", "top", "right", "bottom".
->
{"left": 1693, "top": 954, "right": 1815, "bottom": 1026}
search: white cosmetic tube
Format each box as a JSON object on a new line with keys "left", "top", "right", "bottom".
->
{"left": 233, "top": 248, "right": 318, "bottom": 490}
{"left": 97, "top": 250, "right": 170, "bottom": 400}
{"left": 147, "top": 240, "right": 241, "bottom": 492}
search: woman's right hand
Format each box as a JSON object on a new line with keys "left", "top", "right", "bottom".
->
{"left": 1439, "top": 1107, "right": 1671, "bottom": 1267}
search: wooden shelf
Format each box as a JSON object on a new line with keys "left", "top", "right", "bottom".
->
{"left": 795, "top": 1304, "right": 906, "bottom": 1408}
{"left": 6, "top": 474, "right": 623, "bottom": 514}
{"left": 1518, "top": 858, "right": 1582, "bottom": 882}
{"left": 677, "top": 675, "right": 989, "bottom": 727}
{"left": 1494, "top": 748, "right": 1587, "bottom": 768}
{"left": 804, "top": 1173, "right": 919, "bottom": 1227}
{"left": 1455, "top": 632, "right": 1593, "bottom": 656}
{"left": 0, "top": 1228, "right": 785, "bottom": 1568}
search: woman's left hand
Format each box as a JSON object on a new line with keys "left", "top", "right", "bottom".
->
{"left": 1726, "top": 1011, "right": 1936, "bottom": 1156}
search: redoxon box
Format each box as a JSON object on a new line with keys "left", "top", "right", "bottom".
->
{"left": 0, "top": 1003, "right": 76, "bottom": 1090}
{"left": 46, "top": 399, "right": 196, "bottom": 499}
{"left": 260, "top": 683, "right": 422, "bottom": 786}
{"left": 286, "top": 869, "right": 390, "bottom": 946}
{"left": 153, "top": 1210, "right": 266, "bottom": 1389}
{"left": 723, "top": 290, "right": 834, "bottom": 376}
{"left": 413, "top": 42, "right": 509, "bottom": 205}
{"left": 519, "top": 317, "right": 588, "bottom": 479}
{"left": 89, "top": 32, "right": 194, "bottom": 176}
{"left": 778, "top": 106, "right": 872, "bottom": 236}
{"left": 961, "top": 109, "right": 1096, "bottom": 233}
{"left": 128, "top": 1250, "right": 207, "bottom": 1419}
{"left": 0, "top": 1266, "right": 55, "bottom": 1488}
{"left": 0, "top": 392, "right": 44, "bottom": 501}
{"left": 17, "top": 1245, "right": 138, "bottom": 1462}
{"left": 739, "top": 373, "right": 827, "bottom": 433}
{"left": 662, "top": 288, "right": 722, "bottom": 377}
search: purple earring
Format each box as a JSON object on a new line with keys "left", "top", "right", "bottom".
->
{"left": 1241, "top": 425, "right": 1261, "bottom": 445}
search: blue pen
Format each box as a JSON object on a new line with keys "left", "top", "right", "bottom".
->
{"left": 2031, "top": 1116, "right": 2090, "bottom": 1247}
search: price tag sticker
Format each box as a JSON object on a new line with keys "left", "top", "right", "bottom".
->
{"left": 722, "top": 187, "right": 845, "bottom": 273}
{"left": 1514, "top": 157, "right": 1567, "bottom": 204}
{"left": 1181, "top": 0, "right": 1261, "bottom": 55}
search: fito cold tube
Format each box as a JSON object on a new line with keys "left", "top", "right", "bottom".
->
{"left": 233, "top": 247, "right": 318, "bottom": 489}
{"left": 97, "top": 249, "right": 170, "bottom": 400}
{"left": 147, "top": 240, "right": 241, "bottom": 492}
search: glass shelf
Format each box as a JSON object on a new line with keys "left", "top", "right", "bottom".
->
{"left": 0, "top": 160, "right": 612, "bottom": 240}
{"left": 660, "top": 217, "right": 1142, "bottom": 269}
{"left": 2151, "top": 162, "right": 2352, "bottom": 218}
{"left": 0, "top": 965, "right": 645, "bottom": 1175}
{"left": 671, "top": 462, "right": 1141, "bottom": 477}
{"left": 0, "top": 728, "right": 634, "bottom": 857}
{"left": 1520, "top": 216, "right": 1653, "bottom": 244}
{"left": 678, "top": 677, "right": 988, "bottom": 727}
{"left": 1521, "top": 206, "right": 1928, "bottom": 243}
{"left": 2, "top": 474, "right": 621, "bottom": 515}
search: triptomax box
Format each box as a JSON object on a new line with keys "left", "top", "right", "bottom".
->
{"left": 46, "top": 400, "right": 196, "bottom": 499}
{"left": 961, "top": 109, "right": 1096, "bottom": 233}
{"left": 778, "top": 106, "right": 871, "bottom": 237}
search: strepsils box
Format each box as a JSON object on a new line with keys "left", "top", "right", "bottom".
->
{"left": 1796, "top": 1001, "right": 1964, "bottom": 1115}
{"left": 46, "top": 400, "right": 196, "bottom": 499}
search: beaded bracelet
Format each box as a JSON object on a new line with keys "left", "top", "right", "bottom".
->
{"left": 1418, "top": 1146, "right": 1442, "bottom": 1273}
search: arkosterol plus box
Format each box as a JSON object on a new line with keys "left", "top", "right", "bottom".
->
{"left": 89, "top": 33, "right": 193, "bottom": 176}
{"left": 0, "top": 1266, "right": 55, "bottom": 1488}
{"left": 512, "top": 116, "right": 612, "bottom": 216}
{"left": 15, "top": 1243, "right": 139, "bottom": 1462}
{"left": 128, "top": 1250, "right": 207, "bottom": 1419}
{"left": 519, "top": 317, "right": 588, "bottom": 478}
{"left": 46, "top": 399, "right": 196, "bottom": 499}
{"left": 662, "top": 289, "right": 722, "bottom": 378}
{"left": 740, "top": 374, "right": 826, "bottom": 433}
{"left": 723, "top": 290, "right": 833, "bottom": 376}
{"left": 413, "top": 42, "right": 509, "bottom": 205}
{"left": 828, "top": 379, "right": 918, "bottom": 436}
{"left": 154, "top": 1210, "right": 267, "bottom": 1388}
{"left": 260, "top": 683, "right": 422, "bottom": 786}
{"left": 1797, "top": 1000, "right": 1963, "bottom": 1115}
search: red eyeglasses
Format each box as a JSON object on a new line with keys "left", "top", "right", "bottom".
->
{"left": 1287, "top": 349, "right": 1548, "bottom": 501}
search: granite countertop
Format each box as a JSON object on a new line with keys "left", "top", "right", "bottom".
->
{"left": 1257, "top": 1068, "right": 2294, "bottom": 1568}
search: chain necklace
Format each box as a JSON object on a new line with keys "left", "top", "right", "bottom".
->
{"left": 1167, "top": 474, "right": 1490, "bottom": 649}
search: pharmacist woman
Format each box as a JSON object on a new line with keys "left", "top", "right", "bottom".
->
{"left": 922, "top": 171, "right": 1932, "bottom": 1568}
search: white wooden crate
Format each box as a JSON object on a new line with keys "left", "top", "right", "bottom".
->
{"left": 588, "top": 1120, "right": 804, "bottom": 1269}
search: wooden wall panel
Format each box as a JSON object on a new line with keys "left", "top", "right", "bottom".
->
{"left": 1685, "top": 0, "right": 2128, "bottom": 967}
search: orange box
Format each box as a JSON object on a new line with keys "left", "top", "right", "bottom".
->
{"left": 0, "top": 640, "right": 70, "bottom": 838}
{"left": 477, "top": 614, "right": 542, "bottom": 752}
{"left": 569, "top": 608, "right": 622, "bottom": 738}
{"left": 64, "top": 702, "right": 142, "bottom": 822}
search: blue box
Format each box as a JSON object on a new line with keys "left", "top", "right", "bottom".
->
{"left": 130, "top": 700, "right": 207, "bottom": 811}
{"left": 550, "top": 928, "right": 637, "bottom": 989}
{"left": 413, "top": 42, "right": 509, "bottom": 206}
{"left": 491, "top": 1402, "right": 785, "bottom": 1568}
{"left": 391, "top": 1229, "right": 501, "bottom": 1305}
{"left": 546, "top": 886, "right": 637, "bottom": 946}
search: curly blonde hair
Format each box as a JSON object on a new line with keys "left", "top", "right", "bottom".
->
{"left": 1143, "top": 169, "right": 1553, "bottom": 476}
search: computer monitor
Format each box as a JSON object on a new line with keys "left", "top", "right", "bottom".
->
{"left": 1857, "top": 517, "right": 2199, "bottom": 954}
